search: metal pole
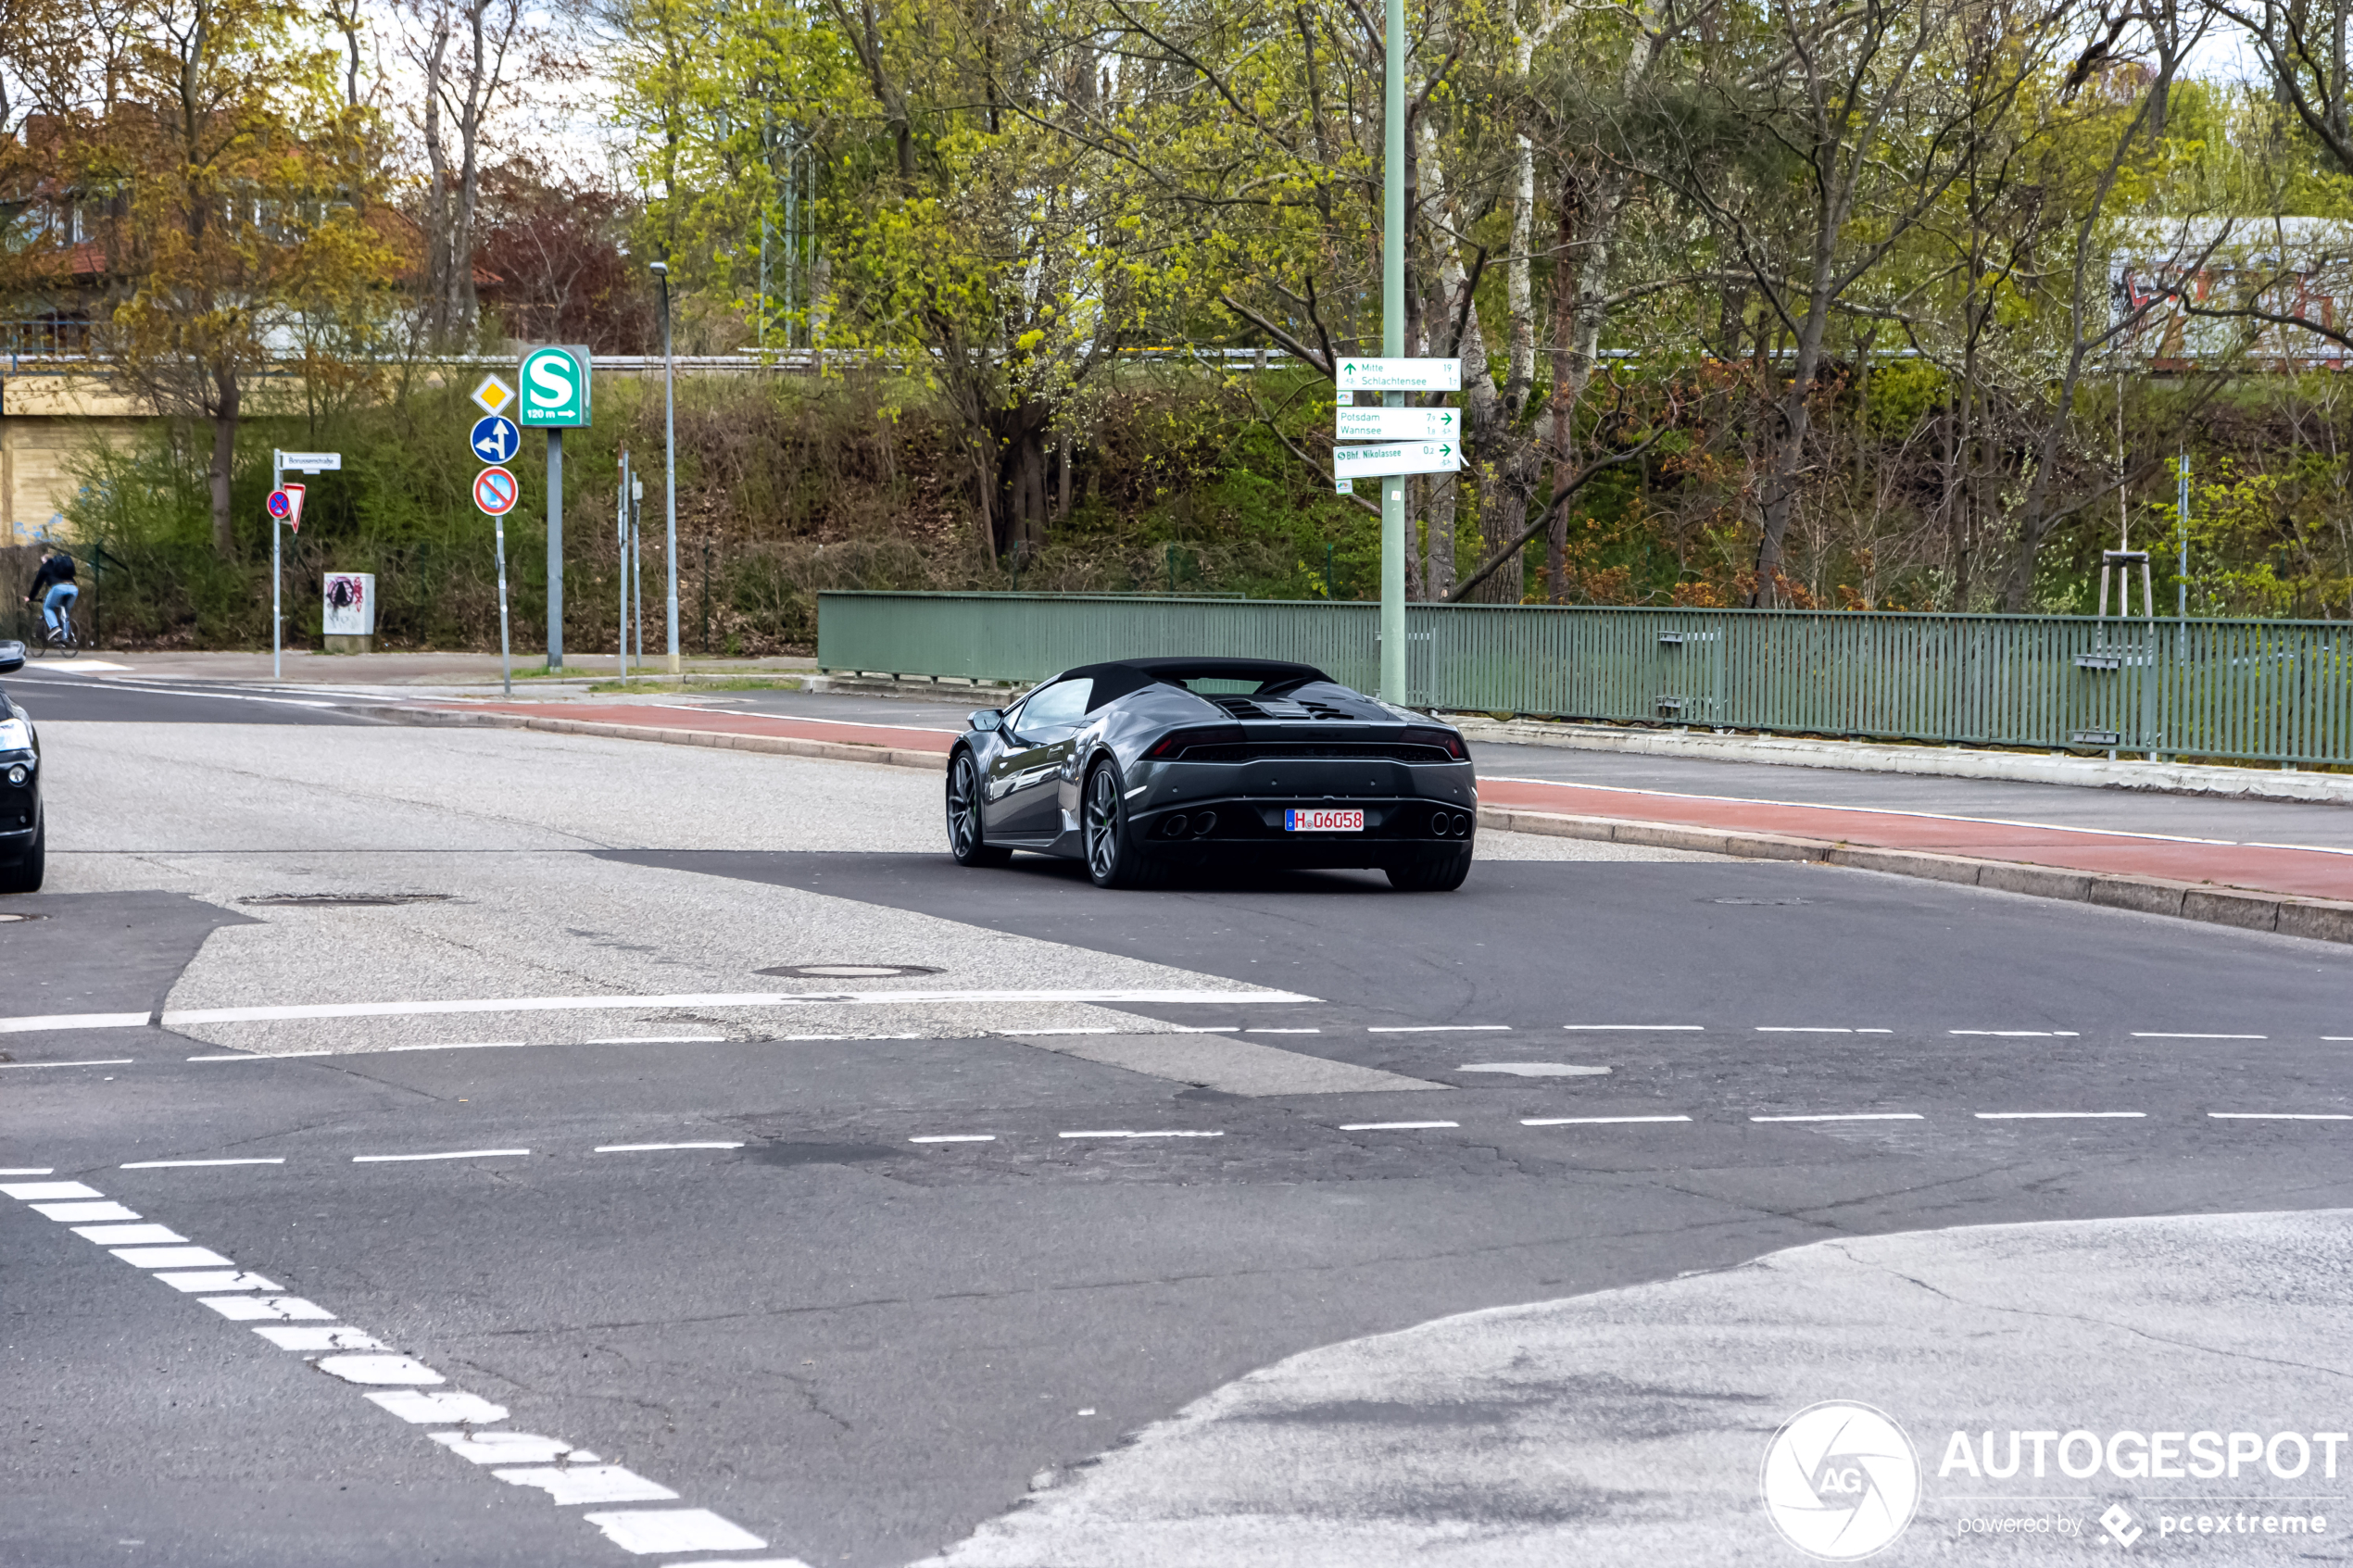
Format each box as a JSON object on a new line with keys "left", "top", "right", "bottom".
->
{"left": 618, "top": 449, "right": 630, "bottom": 680}
{"left": 547, "top": 428, "right": 564, "bottom": 671}
{"left": 271, "top": 449, "right": 283, "bottom": 680}
{"left": 631, "top": 477, "right": 643, "bottom": 667}
{"left": 655, "top": 261, "right": 681, "bottom": 674}
{"left": 2177, "top": 445, "right": 2190, "bottom": 621}
{"left": 495, "top": 511, "right": 512, "bottom": 698}
{"left": 1378, "top": 0, "right": 1406, "bottom": 705}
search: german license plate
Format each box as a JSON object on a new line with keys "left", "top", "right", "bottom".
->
{"left": 1284, "top": 809, "right": 1364, "bottom": 833}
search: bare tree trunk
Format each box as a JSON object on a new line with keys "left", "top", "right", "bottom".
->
{"left": 422, "top": 19, "right": 451, "bottom": 342}
{"left": 208, "top": 370, "right": 239, "bottom": 558}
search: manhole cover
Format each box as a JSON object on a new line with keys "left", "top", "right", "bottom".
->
{"left": 240, "top": 893, "right": 455, "bottom": 908}
{"left": 1709, "top": 897, "right": 1813, "bottom": 907}
{"left": 757, "top": 963, "right": 943, "bottom": 980}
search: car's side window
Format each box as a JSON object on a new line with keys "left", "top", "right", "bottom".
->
{"left": 1013, "top": 678, "right": 1092, "bottom": 737}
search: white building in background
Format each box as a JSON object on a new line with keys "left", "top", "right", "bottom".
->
{"left": 2112, "top": 217, "right": 2353, "bottom": 369}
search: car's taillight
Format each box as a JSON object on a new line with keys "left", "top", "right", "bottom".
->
{"left": 1404, "top": 727, "right": 1466, "bottom": 759}
{"left": 1146, "top": 724, "right": 1246, "bottom": 759}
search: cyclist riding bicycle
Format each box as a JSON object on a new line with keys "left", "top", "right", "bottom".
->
{"left": 25, "top": 548, "right": 76, "bottom": 642}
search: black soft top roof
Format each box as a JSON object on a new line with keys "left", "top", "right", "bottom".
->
{"left": 1057, "top": 657, "right": 1336, "bottom": 709}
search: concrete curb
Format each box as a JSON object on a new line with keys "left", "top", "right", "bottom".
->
{"left": 355, "top": 704, "right": 951, "bottom": 772}
{"left": 1479, "top": 805, "right": 2353, "bottom": 947}
{"left": 1448, "top": 713, "right": 2353, "bottom": 805}
{"left": 367, "top": 703, "right": 2353, "bottom": 947}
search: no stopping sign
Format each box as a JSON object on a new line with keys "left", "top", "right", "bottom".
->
{"left": 473, "top": 466, "right": 520, "bottom": 516}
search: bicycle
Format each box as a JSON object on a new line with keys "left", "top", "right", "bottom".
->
{"left": 25, "top": 605, "right": 80, "bottom": 658}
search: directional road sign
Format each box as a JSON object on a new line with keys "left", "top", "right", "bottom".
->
{"left": 1335, "top": 358, "right": 1461, "bottom": 393}
{"left": 472, "top": 374, "right": 517, "bottom": 418}
{"left": 470, "top": 414, "right": 521, "bottom": 465}
{"left": 1335, "top": 407, "right": 1457, "bottom": 442}
{"left": 518, "top": 345, "right": 592, "bottom": 428}
{"left": 1331, "top": 442, "right": 1461, "bottom": 480}
{"left": 473, "top": 466, "right": 521, "bottom": 516}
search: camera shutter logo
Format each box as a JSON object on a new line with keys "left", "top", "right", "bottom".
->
{"left": 1760, "top": 1401, "right": 1920, "bottom": 1560}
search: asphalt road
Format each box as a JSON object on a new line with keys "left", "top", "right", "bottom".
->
{"left": 4, "top": 684, "right": 2352, "bottom": 1567}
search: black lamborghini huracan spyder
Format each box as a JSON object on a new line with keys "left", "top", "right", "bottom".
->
{"left": 944, "top": 657, "right": 1476, "bottom": 891}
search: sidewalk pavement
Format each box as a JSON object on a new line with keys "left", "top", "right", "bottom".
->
{"left": 369, "top": 694, "right": 2353, "bottom": 942}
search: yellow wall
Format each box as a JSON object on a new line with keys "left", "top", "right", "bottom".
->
{"left": 0, "top": 375, "right": 146, "bottom": 543}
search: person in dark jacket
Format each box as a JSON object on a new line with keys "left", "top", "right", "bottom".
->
{"left": 26, "top": 548, "right": 76, "bottom": 640}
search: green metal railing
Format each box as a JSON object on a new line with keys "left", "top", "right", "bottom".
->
{"left": 816, "top": 591, "right": 2353, "bottom": 765}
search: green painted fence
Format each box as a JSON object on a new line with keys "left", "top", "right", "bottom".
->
{"left": 816, "top": 591, "right": 2353, "bottom": 766}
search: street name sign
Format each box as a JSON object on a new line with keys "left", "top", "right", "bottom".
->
{"left": 1332, "top": 442, "right": 1461, "bottom": 480}
{"left": 1335, "top": 407, "right": 1457, "bottom": 442}
{"left": 473, "top": 466, "right": 521, "bottom": 516}
{"left": 472, "top": 374, "right": 518, "bottom": 418}
{"left": 278, "top": 451, "right": 340, "bottom": 473}
{"left": 470, "top": 414, "right": 521, "bottom": 464}
{"left": 518, "top": 345, "right": 592, "bottom": 428}
{"left": 1336, "top": 358, "right": 1461, "bottom": 393}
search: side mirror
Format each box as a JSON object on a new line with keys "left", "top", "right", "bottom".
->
{"left": 967, "top": 709, "right": 1002, "bottom": 733}
{"left": 0, "top": 641, "right": 22, "bottom": 674}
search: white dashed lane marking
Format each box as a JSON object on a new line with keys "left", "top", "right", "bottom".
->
{"left": 2133, "top": 1033, "right": 2268, "bottom": 1040}
{"left": 909, "top": 1135, "right": 995, "bottom": 1144}
{"left": 121, "top": 1158, "right": 286, "bottom": 1169}
{"left": 1562, "top": 1024, "right": 1704, "bottom": 1031}
{"left": 0, "top": 1059, "right": 135, "bottom": 1070}
{"left": 0, "top": 1167, "right": 55, "bottom": 1175}
{"left": 2209, "top": 1112, "right": 2353, "bottom": 1121}
{"left": 351, "top": 1148, "right": 531, "bottom": 1164}
{"left": 1340, "top": 1121, "right": 1460, "bottom": 1131}
{"left": 0, "top": 1173, "right": 780, "bottom": 1559}
{"left": 1365, "top": 1025, "right": 1509, "bottom": 1035}
{"left": 1974, "top": 1111, "right": 2148, "bottom": 1121}
{"left": 1521, "top": 1116, "right": 1692, "bottom": 1126}
{"left": 1751, "top": 1113, "right": 1926, "bottom": 1123}
{"left": 1057, "top": 1130, "right": 1225, "bottom": 1140}
{"left": 1951, "top": 1030, "right": 2080, "bottom": 1037}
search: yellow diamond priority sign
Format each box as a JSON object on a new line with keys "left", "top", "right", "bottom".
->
{"left": 471, "top": 374, "right": 516, "bottom": 418}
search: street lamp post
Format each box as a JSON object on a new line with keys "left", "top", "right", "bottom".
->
{"left": 1378, "top": 0, "right": 1406, "bottom": 705}
{"left": 651, "top": 261, "right": 681, "bottom": 675}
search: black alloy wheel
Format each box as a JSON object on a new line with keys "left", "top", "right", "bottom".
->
{"left": 1083, "top": 762, "right": 1156, "bottom": 888}
{"left": 946, "top": 751, "right": 1010, "bottom": 867}
{"left": 1384, "top": 843, "right": 1472, "bottom": 892}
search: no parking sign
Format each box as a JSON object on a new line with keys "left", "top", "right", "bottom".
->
{"left": 473, "top": 467, "right": 519, "bottom": 516}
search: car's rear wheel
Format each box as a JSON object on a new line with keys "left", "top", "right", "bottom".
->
{"left": 946, "top": 751, "right": 1011, "bottom": 867}
{"left": 0, "top": 816, "right": 44, "bottom": 894}
{"left": 1084, "top": 761, "right": 1159, "bottom": 888}
{"left": 1384, "top": 843, "right": 1471, "bottom": 892}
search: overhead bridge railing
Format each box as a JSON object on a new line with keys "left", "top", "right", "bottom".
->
{"left": 815, "top": 591, "right": 2353, "bottom": 767}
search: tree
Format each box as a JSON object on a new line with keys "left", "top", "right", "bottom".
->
{"left": 82, "top": 0, "right": 396, "bottom": 555}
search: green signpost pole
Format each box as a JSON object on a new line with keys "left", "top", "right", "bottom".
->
{"left": 547, "top": 428, "right": 563, "bottom": 671}
{"left": 1379, "top": 0, "right": 1406, "bottom": 705}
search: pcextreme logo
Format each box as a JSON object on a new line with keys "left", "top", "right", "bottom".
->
{"left": 1761, "top": 1401, "right": 1923, "bottom": 1560}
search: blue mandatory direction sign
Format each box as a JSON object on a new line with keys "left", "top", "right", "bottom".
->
{"left": 469, "top": 414, "right": 521, "bottom": 465}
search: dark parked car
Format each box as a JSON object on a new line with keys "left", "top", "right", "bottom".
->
{"left": 945, "top": 656, "right": 1476, "bottom": 890}
{"left": 0, "top": 639, "right": 39, "bottom": 894}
